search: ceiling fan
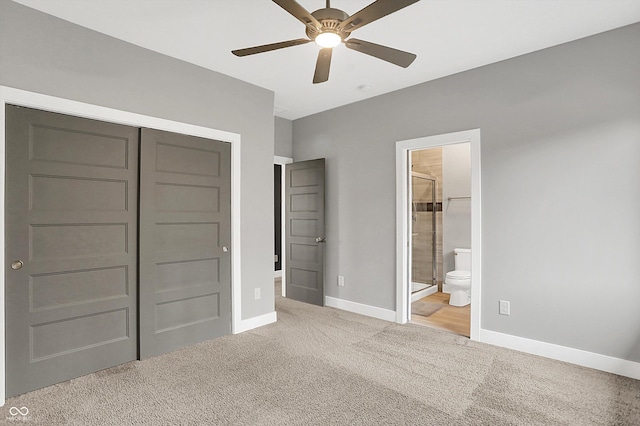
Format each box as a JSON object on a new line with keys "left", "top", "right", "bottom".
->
{"left": 232, "top": 0, "right": 420, "bottom": 84}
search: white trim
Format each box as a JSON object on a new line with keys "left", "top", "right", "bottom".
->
{"left": 274, "top": 156, "right": 293, "bottom": 297}
{"left": 396, "top": 129, "right": 481, "bottom": 341}
{"left": 230, "top": 128, "right": 242, "bottom": 334}
{"left": 234, "top": 311, "right": 278, "bottom": 334}
{"left": 0, "top": 86, "right": 242, "bottom": 406}
{"left": 469, "top": 133, "right": 482, "bottom": 341}
{"left": 274, "top": 155, "right": 293, "bottom": 164}
{"left": 325, "top": 296, "right": 396, "bottom": 322}
{"left": 479, "top": 329, "right": 640, "bottom": 380}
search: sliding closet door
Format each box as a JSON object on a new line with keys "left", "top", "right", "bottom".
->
{"left": 139, "top": 128, "right": 231, "bottom": 359}
{"left": 5, "top": 105, "right": 139, "bottom": 397}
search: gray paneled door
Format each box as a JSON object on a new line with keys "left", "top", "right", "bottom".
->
{"left": 5, "top": 105, "right": 139, "bottom": 397}
{"left": 285, "top": 159, "right": 325, "bottom": 306}
{"left": 139, "top": 128, "right": 231, "bottom": 359}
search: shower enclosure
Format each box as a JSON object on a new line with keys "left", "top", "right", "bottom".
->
{"left": 410, "top": 172, "right": 438, "bottom": 301}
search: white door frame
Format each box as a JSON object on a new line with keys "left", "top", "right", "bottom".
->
{"left": 395, "top": 129, "right": 481, "bottom": 340}
{"left": 274, "top": 156, "right": 293, "bottom": 296}
{"left": 0, "top": 86, "right": 242, "bottom": 405}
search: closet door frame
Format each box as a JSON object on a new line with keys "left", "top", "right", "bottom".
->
{"left": 0, "top": 85, "right": 242, "bottom": 406}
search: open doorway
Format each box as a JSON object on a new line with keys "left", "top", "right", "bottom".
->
{"left": 273, "top": 156, "right": 326, "bottom": 307}
{"left": 409, "top": 145, "right": 471, "bottom": 337}
{"left": 274, "top": 156, "right": 292, "bottom": 298}
{"left": 395, "top": 129, "right": 481, "bottom": 341}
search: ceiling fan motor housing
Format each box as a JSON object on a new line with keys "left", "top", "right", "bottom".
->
{"left": 306, "top": 8, "right": 350, "bottom": 41}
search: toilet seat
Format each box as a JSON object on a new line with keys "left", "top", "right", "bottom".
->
{"left": 445, "top": 270, "right": 470, "bottom": 280}
{"left": 446, "top": 270, "right": 471, "bottom": 307}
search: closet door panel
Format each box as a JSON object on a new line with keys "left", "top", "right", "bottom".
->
{"left": 139, "top": 128, "right": 231, "bottom": 359}
{"left": 5, "top": 105, "right": 138, "bottom": 397}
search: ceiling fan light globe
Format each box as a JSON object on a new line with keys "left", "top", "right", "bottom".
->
{"left": 315, "top": 32, "right": 341, "bottom": 48}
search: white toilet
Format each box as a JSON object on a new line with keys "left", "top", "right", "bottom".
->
{"left": 445, "top": 248, "right": 471, "bottom": 307}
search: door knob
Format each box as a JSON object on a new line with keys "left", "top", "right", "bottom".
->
{"left": 11, "top": 260, "right": 23, "bottom": 270}
{"left": 222, "top": 246, "right": 229, "bottom": 253}
{"left": 315, "top": 237, "right": 326, "bottom": 243}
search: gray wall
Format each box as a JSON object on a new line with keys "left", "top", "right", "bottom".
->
{"left": 275, "top": 116, "right": 293, "bottom": 158}
{"left": 293, "top": 23, "right": 640, "bottom": 362}
{"left": 442, "top": 143, "right": 471, "bottom": 275}
{"left": 0, "top": 0, "right": 276, "bottom": 321}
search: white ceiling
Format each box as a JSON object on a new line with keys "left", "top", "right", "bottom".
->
{"left": 11, "top": 0, "right": 640, "bottom": 120}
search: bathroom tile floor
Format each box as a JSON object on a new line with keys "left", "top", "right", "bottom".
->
{"left": 411, "top": 292, "right": 470, "bottom": 337}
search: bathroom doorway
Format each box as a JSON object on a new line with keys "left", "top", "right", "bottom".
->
{"left": 395, "top": 129, "right": 481, "bottom": 340}
{"left": 409, "top": 146, "right": 471, "bottom": 337}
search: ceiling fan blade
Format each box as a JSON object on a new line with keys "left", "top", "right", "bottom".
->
{"left": 232, "top": 38, "right": 311, "bottom": 57}
{"left": 338, "top": 0, "right": 420, "bottom": 32}
{"left": 273, "top": 0, "right": 322, "bottom": 30}
{"left": 345, "top": 38, "right": 416, "bottom": 68}
{"left": 313, "top": 48, "right": 332, "bottom": 84}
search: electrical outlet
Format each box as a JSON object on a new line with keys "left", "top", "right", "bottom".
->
{"left": 499, "top": 300, "right": 510, "bottom": 316}
{"left": 337, "top": 276, "right": 345, "bottom": 287}
{"left": 254, "top": 288, "right": 261, "bottom": 300}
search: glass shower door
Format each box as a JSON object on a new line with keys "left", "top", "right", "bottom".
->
{"left": 411, "top": 173, "right": 436, "bottom": 293}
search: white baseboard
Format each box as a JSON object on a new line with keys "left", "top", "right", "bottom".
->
{"left": 325, "top": 296, "right": 396, "bottom": 322}
{"left": 479, "top": 329, "right": 640, "bottom": 380}
{"left": 233, "top": 311, "right": 277, "bottom": 334}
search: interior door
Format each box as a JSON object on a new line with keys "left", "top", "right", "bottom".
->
{"left": 274, "top": 164, "right": 282, "bottom": 272}
{"left": 5, "top": 105, "right": 139, "bottom": 397}
{"left": 139, "top": 128, "right": 231, "bottom": 359}
{"left": 285, "top": 159, "right": 325, "bottom": 306}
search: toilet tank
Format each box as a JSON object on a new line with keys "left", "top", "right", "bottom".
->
{"left": 454, "top": 248, "right": 471, "bottom": 271}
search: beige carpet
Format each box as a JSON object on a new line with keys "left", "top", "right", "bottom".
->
{"left": 3, "top": 295, "right": 639, "bottom": 425}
